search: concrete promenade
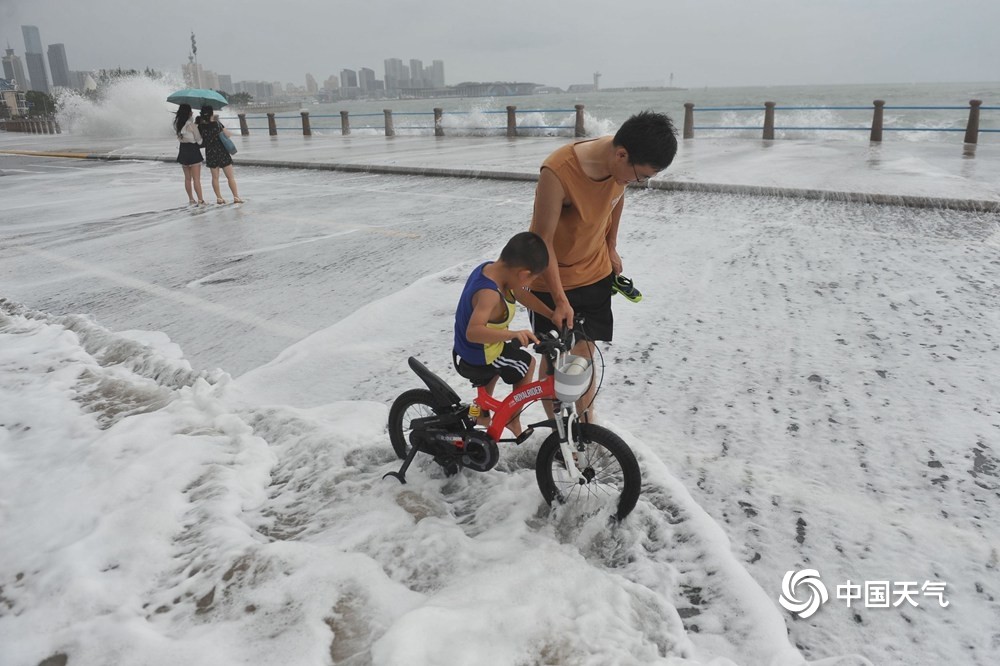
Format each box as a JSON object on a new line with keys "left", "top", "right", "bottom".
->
{"left": 1, "top": 130, "right": 998, "bottom": 211}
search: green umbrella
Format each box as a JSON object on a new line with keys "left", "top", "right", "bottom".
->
{"left": 167, "top": 88, "right": 229, "bottom": 109}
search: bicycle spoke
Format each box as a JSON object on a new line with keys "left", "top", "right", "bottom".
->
{"left": 536, "top": 423, "right": 641, "bottom": 520}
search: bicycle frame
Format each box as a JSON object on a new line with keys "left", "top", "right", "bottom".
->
{"left": 474, "top": 371, "right": 585, "bottom": 482}
{"left": 476, "top": 373, "right": 557, "bottom": 442}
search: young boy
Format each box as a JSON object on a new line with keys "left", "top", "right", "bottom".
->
{"left": 453, "top": 231, "right": 555, "bottom": 442}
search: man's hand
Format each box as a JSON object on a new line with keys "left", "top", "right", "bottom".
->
{"left": 510, "top": 329, "right": 540, "bottom": 346}
{"left": 609, "top": 247, "right": 623, "bottom": 275}
{"left": 552, "top": 301, "right": 575, "bottom": 330}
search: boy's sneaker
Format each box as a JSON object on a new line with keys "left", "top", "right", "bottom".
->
{"left": 612, "top": 274, "right": 642, "bottom": 302}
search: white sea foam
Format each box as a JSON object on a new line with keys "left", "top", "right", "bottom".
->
{"left": 2, "top": 129, "right": 998, "bottom": 665}
{"left": 56, "top": 74, "right": 186, "bottom": 138}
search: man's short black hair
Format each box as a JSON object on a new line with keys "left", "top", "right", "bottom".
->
{"left": 500, "top": 231, "right": 549, "bottom": 274}
{"left": 613, "top": 110, "right": 678, "bottom": 170}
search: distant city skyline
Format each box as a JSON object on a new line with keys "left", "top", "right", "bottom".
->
{"left": 180, "top": 53, "right": 449, "bottom": 104}
{"left": 3, "top": 1, "right": 1000, "bottom": 91}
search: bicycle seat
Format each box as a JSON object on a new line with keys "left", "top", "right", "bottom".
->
{"left": 408, "top": 357, "right": 462, "bottom": 407}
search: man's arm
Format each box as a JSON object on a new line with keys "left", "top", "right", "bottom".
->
{"left": 607, "top": 192, "right": 625, "bottom": 275}
{"left": 467, "top": 290, "right": 538, "bottom": 347}
{"left": 529, "top": 168, "right": 574, "bottom": 328}
{"left": 513, "top": 288, "right": 555, "bottom": 322}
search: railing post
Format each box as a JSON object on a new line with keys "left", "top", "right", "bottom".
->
{"left": 683, "top": 103, "right": 694, "bottom": 139}
{"left": 763, "top": 101, "right": 776, "bottom": 140}
{"left": 267, "top": 113, "right": 277, "bottom": 136}
{"left": 384, "top": 109, "right": 395, "bottom": 137}
{"left": 340, "top": 110, "right": 350, "bottom": 135}
{"left": 433, "top": 108, "right": 444, "bottom": 136}
{"left": 574, "top": 104, "right": 585, "bottom": 137}
{"left": 238, "top": 113, "right": 249, "bottom": 136}
{"left": 301, "top": 111, "right": 311, "bottom": 136}
{"left": 964, "top": 99, "right": 982, "bottom": 145}
{"left": 506, "top": 105, "right": 517, "bottom": 137}
{"left": 870, "top": 100, "right": 885, "bottom": 142}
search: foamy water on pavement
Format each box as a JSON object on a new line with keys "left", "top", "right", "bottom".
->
{"left": 2, "top": 153, "right": 999, "bottom": 665}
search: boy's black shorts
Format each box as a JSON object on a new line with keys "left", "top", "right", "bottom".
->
{"left": 454, "top": 341, "right": 533, "bottom": 386}
{"left": 529, "top": 273, "right": 614, "bottom": 342}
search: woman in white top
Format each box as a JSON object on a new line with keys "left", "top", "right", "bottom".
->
{"left": 174, "top": 103, "right": 205, "bottom": 205}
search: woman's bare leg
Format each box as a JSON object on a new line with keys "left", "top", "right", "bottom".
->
{"left": 211, "top": 168, "right": 224, "bottom": 203}
{"left": 191, "top": 163, "right": 204, "bottom": 203}
{"left": 182, "top": 165, "right": 195, "bottom": 203}
{"left": 222, "top": 164, "right": 242, "bottom": 202}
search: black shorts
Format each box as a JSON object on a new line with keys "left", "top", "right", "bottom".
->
{"left": 177, "top": 143, "right": 203, "bottom": 166}
{"left": 454, "top": 341, "right": 533, "bottom": 386}
{"left": 530, "top": 273, "right": 614, "bottom": 342}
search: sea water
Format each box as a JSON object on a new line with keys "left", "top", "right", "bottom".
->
{"left": 55, "top": 76, "right": 999, "bottom": 142}
{"left": 290, "top": 80, "right": 1000, "bottom": 141}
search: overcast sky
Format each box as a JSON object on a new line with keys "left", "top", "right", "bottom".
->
{"left": 2, "top": 0, "right": 998, "bottom": 90}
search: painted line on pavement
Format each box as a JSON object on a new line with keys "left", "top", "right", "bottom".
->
{"left": 17, "top": 246, "right": 311, "bottom": 340}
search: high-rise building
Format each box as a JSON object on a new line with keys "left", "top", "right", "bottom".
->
{"left": 218, "top": 74, "right": 233, "bottom": 93}
{"left": 340, "top": 68, "right": 357, "bottom": 88}
{"left": 2, "top": 47, "right": 29, "bottom": 90}
{"left": 21, "top": 26, "right": 49, "bottom": 93}
{"left": 323, "top": 74, "right": 339, "bottom": 91}
{"left": 236, "top": 80, "right": 274, "bottom": 100}
{"left": 358, "top": 68, "right": 375, "bottom": 92}
{"left": 202, "top": 70, "right": 220, "bottom": 90}
{"left": 384, "top": 58, "right": 404, "bottom": 91}
{"left": 430, "top": 60, "right": 445, "bottom": 88}
{"left": 21, "top": 26, "right": 42, "bottom": 55}
{"left": 182, "top": 60, "right": 204, "bottom": 88}
{"left": 47, "top": 44, "right": 71, "bottom": 88}
{"left": 305, "top": 73, "right": 318, "bottom": 94}
{"left": 408, "top": 59, "right": 423, "bottom": 88}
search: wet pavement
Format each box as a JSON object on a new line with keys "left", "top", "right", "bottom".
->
{"left": 2, "top": 130, "right": 999, "bottom": 207}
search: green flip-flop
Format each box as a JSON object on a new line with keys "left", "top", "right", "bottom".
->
{"left": 612, "top": 274, "right": 643, "bottom": 303}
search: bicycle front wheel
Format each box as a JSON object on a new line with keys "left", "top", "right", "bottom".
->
{"left": 535, "top": 423, "right": 641, "bottom": 521}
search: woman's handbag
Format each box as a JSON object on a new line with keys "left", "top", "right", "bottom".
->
{"left": 218, "top": 131, "right": 238, "bottom": 155}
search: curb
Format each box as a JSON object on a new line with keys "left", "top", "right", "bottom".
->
{"left": 4, "top": 149, "right": 999, "bottom": 213}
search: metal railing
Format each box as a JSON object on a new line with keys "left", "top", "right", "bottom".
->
{"left": 0, "top": 116, "right": 61, "bottom": 134}
{"left": 233, "top": 105, "right": 588, "bottom": 138}
{"left": 682, "top": 100, "right": 997, "bottom": 143}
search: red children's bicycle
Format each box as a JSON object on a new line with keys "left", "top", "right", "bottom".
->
{"left": 385, "top": 324, "right": 642, "bottom": 521}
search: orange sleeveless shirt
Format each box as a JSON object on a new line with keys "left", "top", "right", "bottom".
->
{"left": 533, "top": 140, "right": 625, "bottom": 291}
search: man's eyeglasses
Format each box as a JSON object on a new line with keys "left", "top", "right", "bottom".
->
{"left": 631, "top": 164, "right": 650, "bottom": 184}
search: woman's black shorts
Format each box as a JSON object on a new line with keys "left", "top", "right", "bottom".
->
{"left": 177, "top": 143, "right": 203, "bottom": 166}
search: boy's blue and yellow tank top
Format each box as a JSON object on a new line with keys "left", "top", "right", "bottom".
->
{"left": 454, "top": 262, "right": 516, "bottom": 365}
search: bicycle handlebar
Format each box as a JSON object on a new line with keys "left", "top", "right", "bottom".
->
{"left": 532, "top": 316, "right": 586, "bottom": 357}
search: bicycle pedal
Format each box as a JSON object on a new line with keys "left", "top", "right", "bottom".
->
{"left": 499, "top": 427, "right": 534, "bottom": 445}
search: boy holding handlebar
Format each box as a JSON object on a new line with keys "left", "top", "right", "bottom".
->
{"left": 453, "top": 231, "right": 555, "bottom": 441}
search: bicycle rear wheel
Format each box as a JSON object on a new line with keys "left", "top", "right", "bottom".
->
{"left": 387, "top": 389, "right": 440, "bottom": 460}
{"left": 535, "top": 423, "right": 641, "bottom": 521}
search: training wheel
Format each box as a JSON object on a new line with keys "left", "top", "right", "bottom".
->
{"left": 383, "top": 471, "right": 407, "bottom": 484}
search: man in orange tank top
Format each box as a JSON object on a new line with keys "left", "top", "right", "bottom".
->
{"left": 529, "top": 111, "right": 678, "bottom": 422}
